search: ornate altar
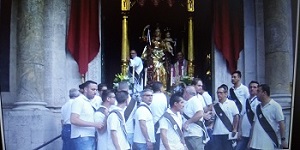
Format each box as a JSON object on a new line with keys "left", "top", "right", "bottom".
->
{"left": 120, "top": 0, "right": 196, "bottom": 90}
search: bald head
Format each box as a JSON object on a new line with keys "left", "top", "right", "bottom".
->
{"left": 118, "top": 81, "right": 129, "bottom": 92}
{"left": 183, "top": 86, "right": 196, "bottom": 100}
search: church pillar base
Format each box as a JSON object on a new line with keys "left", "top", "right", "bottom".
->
{"left": 3, "top": 109, "right": 61, "bottom": 150}
{"left": 12, "top": 102, "right": 48, "bottom": 111}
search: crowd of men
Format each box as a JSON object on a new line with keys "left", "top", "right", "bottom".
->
{"left": 60, "top": 71, "right": 288, "bottom": 150}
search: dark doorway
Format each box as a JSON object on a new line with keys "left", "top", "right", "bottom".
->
{"left": 101, "top": 0, "right": 212, "bottom": 93}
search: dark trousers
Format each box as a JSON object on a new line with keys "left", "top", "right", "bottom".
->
{"left": 154, "top": 122, "right": 160, "bottom": 150}
{"left": 204, "top": 128, "right": 214, "bottom": 150}
{"left": 235, "top": 136, "right": 250, "bottom": 150}
{"left": 61, "top": 124, "right": 74, "bottom": 150}
{"left": 211, "top": 134, "right": 233, "bottom": 150}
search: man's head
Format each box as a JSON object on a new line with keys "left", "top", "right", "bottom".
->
{"left": 169, "top": 94, "right": 184, "bottom": 111}
{"left": 183, "top": 86, "right": 196, "bottom": 101}
{"left": 97, "top": 83, "right": 107, "bottom": 96}
{"left": 176, "top": 52, "right": 184, "bottom": 62}
{"left": 192, "top": 78, "right": 204, "bottom": 94}
{"left": 101, "top": 89, "right": 116, "bottom": 105}
{"left": 130, "top": 50, "right": 137, "bottom": 59}
{"left": 231, "top": 70, "right": 242, "bottom": 85}
{"left": 152, "top": 81, "right": 163, "bottom": 93}
{"left": 217, "top": 84, "right": 228, "bottom": 102}
{"left": 257, "top": 84, "right": 270, "bottom": 102}
{"left": 118, "top": 81, "right": 129, "bottom": 92}
{"left": 249, "top": 81, "right": 259, "bottom": 97}
{"left": 81, "top": 80, "right": 98, "bottom": 100}
{"left": 69, "top": 88, "right": 80, "bottom": 99}
{"left": 140, "top": 89, "right": 153, "bottom": 105}
{"left": 115, "top": 90, "right": 129, "bottom": 105}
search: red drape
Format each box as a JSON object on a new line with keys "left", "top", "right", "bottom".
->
{"left": 67, "top": 0, "right": 100, "bottom": 75}
{"left": 213, "top": 0, "right": 244, "bottom": 73}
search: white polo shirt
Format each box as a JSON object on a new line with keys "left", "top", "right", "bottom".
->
{"left": 61, "top": 98, "right": 75, "bottom": 124}
{"left": 250, "top": 99, "right": 284, "bottom": 149}
{"left": 183, "top": 96, "right": 204, "bottom": 137}
{"left": 133, "top": 102, "right": 155, "bottom": 143}
{"left": 150, "top": 92, "right": 168, "bottom": 124}
{"left": 202, "top": 91, "right": 213, "bottom": 107}
{"left": 107, "top": 107, "right": 130, "bottom": 150}
{"left": 212, "top": 99, "right": 239, "bottom": 135}
{"left": 159, "top": 109, "right": 184, "bottom": 150}
{"left": 71, "top": 94, "right": 96, "bottom": 138}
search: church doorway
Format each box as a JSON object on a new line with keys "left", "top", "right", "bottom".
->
{"left": 101, "top": 0, "right": 213, "bottom": 93}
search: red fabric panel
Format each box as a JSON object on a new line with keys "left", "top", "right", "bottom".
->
{"left": 213, "top": 0, "right": 244, "bottom": 73}
{"left": 67, "top": 0, "right": 100, "bottom": 74}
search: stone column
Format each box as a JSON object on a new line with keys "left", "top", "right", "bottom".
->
{"left": 14, "top": 0, "right": 47, "bottom": 110}
{"left": 263, "top": 0, "right": 293, "bottom": 143}
{"left": 263, "top": 0, "right": 293, "bottom": 106}
{"left": 5, "top": 1, "right": 60, "bottom": 149}
{"left": 43, "top": 0, "right": 68, "bottom": 107}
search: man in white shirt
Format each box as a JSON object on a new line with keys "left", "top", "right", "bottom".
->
{"left": 211, "top": 84, "right": 239, "bottom": 150}
{"left": 61, "top": 88, "right": 80, "bottom": 150}
{"left": 191, "top": 78, "right": 214, "bottom": 150}
{"left": 235, "top": 81, "right": 260, "bottom": 150}
{"left": 249, "top": 84, "right": 288, "bottom": 149}
{"left": 133, "top": 89, "right": 155, "bottom": 150}
{"left": 94, "top": 89, "right": 116, "bottom": 150}
{"left": 79, "top": 82, "right": 102, "bottom": 111}
{"left": 70, "top": 80, "right": 104, "bottom": 150}
{"left": 182, "top": 86, "right": 205, "bottom": 150}
{"left": 129, "top": 50, "right": 143, "bottom": 88}
{"left": 149, "top": 81, "right": 168, "bottom": 150}
{"left": 229, "top": 70, "right": 250, "bottom": 114}
{"left": 118, "top": 81, "right": 136, "bottom": 146}
{"left": 159, "top": 94, "right": 185, "bottom": 150}
{"left": 106, "top": 90, "right": 130, "bottom": 150}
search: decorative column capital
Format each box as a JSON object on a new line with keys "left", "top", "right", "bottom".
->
{"left": 187, "top": 0, "right": 194, "bottom": 12}
{"left": 121, "top": 0, "right": 131, "bottom": 11}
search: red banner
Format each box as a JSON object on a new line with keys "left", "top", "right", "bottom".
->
{"left": 67, "top": 0, "right": 100, "bottom": 74}
{"left": 213, "top": 0, "right": 244, "bottom": 73}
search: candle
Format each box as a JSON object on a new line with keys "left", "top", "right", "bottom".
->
{"left": 144, "top": 68, "right": 147, "bottom": 86}
{"left": 170, "top": 68, "right": 173, "bottom": 86}
{"left": 181, "top": 66, "right": 184, "bottom": 76}
{"left": 132, "top": 67, "right": 135, "bottom": 83}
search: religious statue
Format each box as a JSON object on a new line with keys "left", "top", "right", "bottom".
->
{"left": 163, "top": 30, "right": 175, "bottom": 56}
{"left": 141, "top": 25, "right": 174, "bottom": 89}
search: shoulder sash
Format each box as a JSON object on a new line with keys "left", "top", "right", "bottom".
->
{"left": 213, "top": 103, "right": 233, "bottom": 132}
{"left": 256, "top": 104, "right": 279, "bottom": 148}
{"left": 246, "top": 98, "right": 255, "bottom": 125}
{"left": 124, "top": 97, "right": 137, "bottom": 122}
{"left": 230, "top": 88, "right": 242, "bottom": 113}
{"left": 163, "top": 112, "right": 183, "bottom": 139}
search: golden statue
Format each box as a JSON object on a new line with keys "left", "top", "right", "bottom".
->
{"left": 141, "top": 25, "right": 173, "bottom": 89}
